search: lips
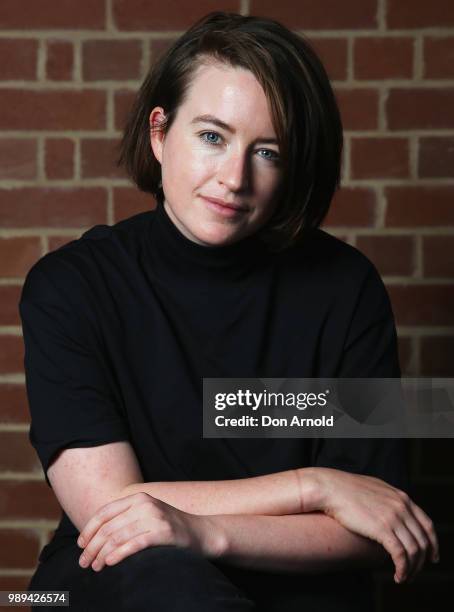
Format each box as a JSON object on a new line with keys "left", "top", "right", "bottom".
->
{"left": 201, "top": 196, "right": 247, "bottom": 211}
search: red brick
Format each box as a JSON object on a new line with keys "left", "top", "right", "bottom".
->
{"left": 354, "top": 37, "right": 414, "bottom": 80}
{"left": 46, "top": 40, "right": 73, "bottom": 81}
{"left": 0, "top": 529, "right": 40, "bottom": 570}
{"left": 0, "top": 89, "right": 106, "bottom": 131}
{"left": 309, "top": 38, "right": 348, "bottom": 81}
{"left": 113, "top": 0, "right": 239, "bottom": 31}
{"left": 0, "top": 139, "right": 37, "bottom": 180}
{"left": 0, "top": 238, "right": 42, "bottom": 278}
{"left": 150, "top": 38, "right": 179, "bottom": 62}
{"left": 0, "top": 0, "right": 106, "bottom": 30}
{"left": 322, "top": 187, "right": 376, "bottom": 228}
{"left": 385, "top": 186, "right": 454, "bottom": 227}
{"left": 388, "top": 284, "right": 454, "bottom": 326}
{"left": 0, "top": 384, "right": 30, "bottom": 423}
{"left": 47, "top": 235, "right": 80, "bottom": 253}
{"left": 424, "top": 37, "right": 454, "bottom": 79}
{"left": 335, "top": 88, "right": 379, "bottom": 130}
{"left": 114, "top": 88, "right": 136, "bottom": 131}
{"left": 0, "top": 575, "right": 32, "bottom": 591}
{"left": 420, "top": 336, "right": 454, "bottom": 376}
{"left": 0, "top": 481, "right": 60, "bottom": 520}
{"left": 45, "top": 138, "right": 75, "bottom": 180}
{"left": 0, "top": 39, "right": 37, "bottom": 80}
{"left": 83, "top": 39, "right": 142, "bottom": 81}
{"left": 81, "top": 138, "right": 126, "bottom": 179}
{"left": 249, "top": 0, "right": 377, "bottom": 29}
{"left": 387, "top": 88, "right": 454, "bottom": 130}
{"left": 0, "top": 187, "right": 107, "bottom": 228}
{"left": 0, "top": 336, "right": 24, "bottom": 374}
{"left": 351, "top": 137, "right": 409, "bottom": 179}
{"left": 397, "top": 336, "right": 413, "bottom": 375}
{"left": 0, "top": 286, "right": 22, "bottom": 326}
{"left": 387, "top": 0, "right": 454, "bottom": 29}
{"left": 0, "top": 432, "right": 40, "bottom": 472}
{"left": 422, "top": 235, "right": 454, "bottom": 278}
{"left": 419, "top": 137, "right": 454, "bottom": 178}
{"left": 356, "top": 235, "right": 414, "bottom": 276}
{"left": 113, "top": 187, "right": 156, "bottom": 222}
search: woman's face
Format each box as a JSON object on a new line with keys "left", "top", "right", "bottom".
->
{"left": 150, "top": 61, "right": 284, "bottom": 246}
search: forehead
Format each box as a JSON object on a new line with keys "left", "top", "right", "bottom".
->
{"left": 179, "top": 61, "right": 276, "bottom": 135}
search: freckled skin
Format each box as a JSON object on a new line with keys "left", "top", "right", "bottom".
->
{"left": 149, "top": 60, "right": 285, "bottom": 247}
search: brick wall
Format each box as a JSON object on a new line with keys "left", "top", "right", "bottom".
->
{"left": 0, "top": 1, "right": 452, "bottom": 610}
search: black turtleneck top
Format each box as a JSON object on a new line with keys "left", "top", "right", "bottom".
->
{"left": 19, "top": 199, "right": 409, "bottom": 599}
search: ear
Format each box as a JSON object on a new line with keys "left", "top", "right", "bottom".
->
{"left": 149, "top": 107, "right": 166, "bottom": 164}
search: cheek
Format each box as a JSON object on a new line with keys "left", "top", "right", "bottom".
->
{"left": 256, "top": 178, "right": 282, "bottom": 217}
{"left": 184, "top": 156, "right": 217, "bottom": 196}
{"left": 163, "top": 163, "right": 211, "bottom": 209}
{"left": 165, "top": 141, "right": 214, "bottom": 190}
{"left": 255, "top": 172, "right": 282, "bottom": 203}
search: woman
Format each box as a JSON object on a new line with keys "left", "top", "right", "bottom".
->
{"left": 21, "top": 11, "right": 438, "bottom": 612}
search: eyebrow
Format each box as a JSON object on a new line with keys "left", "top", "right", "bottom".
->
{"left": 190, "top": 114, "right": 279, "bottom": 145}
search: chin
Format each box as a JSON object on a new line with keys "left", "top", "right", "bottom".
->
{"left": 198, "top": 234, "right": 236, "bottom": 247}
{"left": 194, "top": 224, "right": 240, "bottom": 246}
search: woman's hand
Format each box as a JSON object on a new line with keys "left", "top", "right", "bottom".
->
{"left": 302, "top": 467, "right": 439, "bottom": 584}
{"left": 76, "top": 492, "right": 224, "bottom": 572}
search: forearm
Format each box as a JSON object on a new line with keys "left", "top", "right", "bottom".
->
{"left": 120, "top": 468, "right": 314, "bottom": 517}
{"left": 211, "top": 511, "right": 390, "bottom": 574}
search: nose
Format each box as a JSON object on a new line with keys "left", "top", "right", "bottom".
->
{"left": 216, "top": 149, "right": 249, "bottom": 192}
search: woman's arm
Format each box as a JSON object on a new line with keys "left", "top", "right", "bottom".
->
{"left": 122, "top": 468, "right": 438, "bottom": 583}
{"left": 47, "top": 437, "right": 308, "bottom": 534}
{"left": 78, "top": 465, "right": 438, "bottom": 584}
{"left": 119, "top": 468, "right": 307, "bottom": 517}
{"left": 195, "top": 465, "right": 439, "bottom": 583}
{"left": 208, "top": 511, "right": 390, "bottom": 575}
{"left": 121, "top": 468, "right": 439, "bottom": 572}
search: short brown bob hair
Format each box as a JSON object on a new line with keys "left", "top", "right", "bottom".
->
{"left": 117, "top": 11, "right": 343, "bottom": 252}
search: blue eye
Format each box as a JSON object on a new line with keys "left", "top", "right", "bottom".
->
{"left": 258, "top": 149, "right": 280, "bottom": 162}
{"left": 198, "top": 131, "right": 280, "bottom": 163}
{"left": 199, "top": 131, "right": 221, "bottom": 146}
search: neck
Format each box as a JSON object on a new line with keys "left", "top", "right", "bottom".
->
{"left": 149, "top": 199, "right": 269, "bottom": 279}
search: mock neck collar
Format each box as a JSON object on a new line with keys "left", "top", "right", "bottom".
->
{"left": 149, "top": 200, "right": 269, "bottom": 279}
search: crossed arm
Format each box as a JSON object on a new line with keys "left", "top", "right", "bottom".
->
{"left": 119, "top": 472, "right": 391, "bottom": 575}
{"left": 47, "top": 441, "right": 438, "bottom": 583}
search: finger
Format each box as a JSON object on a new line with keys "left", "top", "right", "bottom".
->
{"left": 78, "top": 495, "right": 136, "bottom": 549}
{"left": 102, "top": 532, "right": 154, "bottom": 568}
{"left": 406, "top": 507, "right": 432, "bottom": 579}
{"left": 91, "top": 520, "right": 142, "bottom": 571}
{"left": 392, "top": 523, "right": 420, "bottom": 583}
{"left": 79, "top": 513, "right": 132, "bottom": 569}
{"left": 400, "top": 513, "right": 430, "bottom": 582}
{"left": 380, "top": 530, "right": 408, "bottom": 584}
{"left": 410, "top": 502, "right": 439, "bottom": 563}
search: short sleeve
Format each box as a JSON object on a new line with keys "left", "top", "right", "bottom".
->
{"left": 19, "top": 258, "right": 131, "bottom": 488}
{"left": 312, "top": 261, "right": 412, "bottom": 495}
